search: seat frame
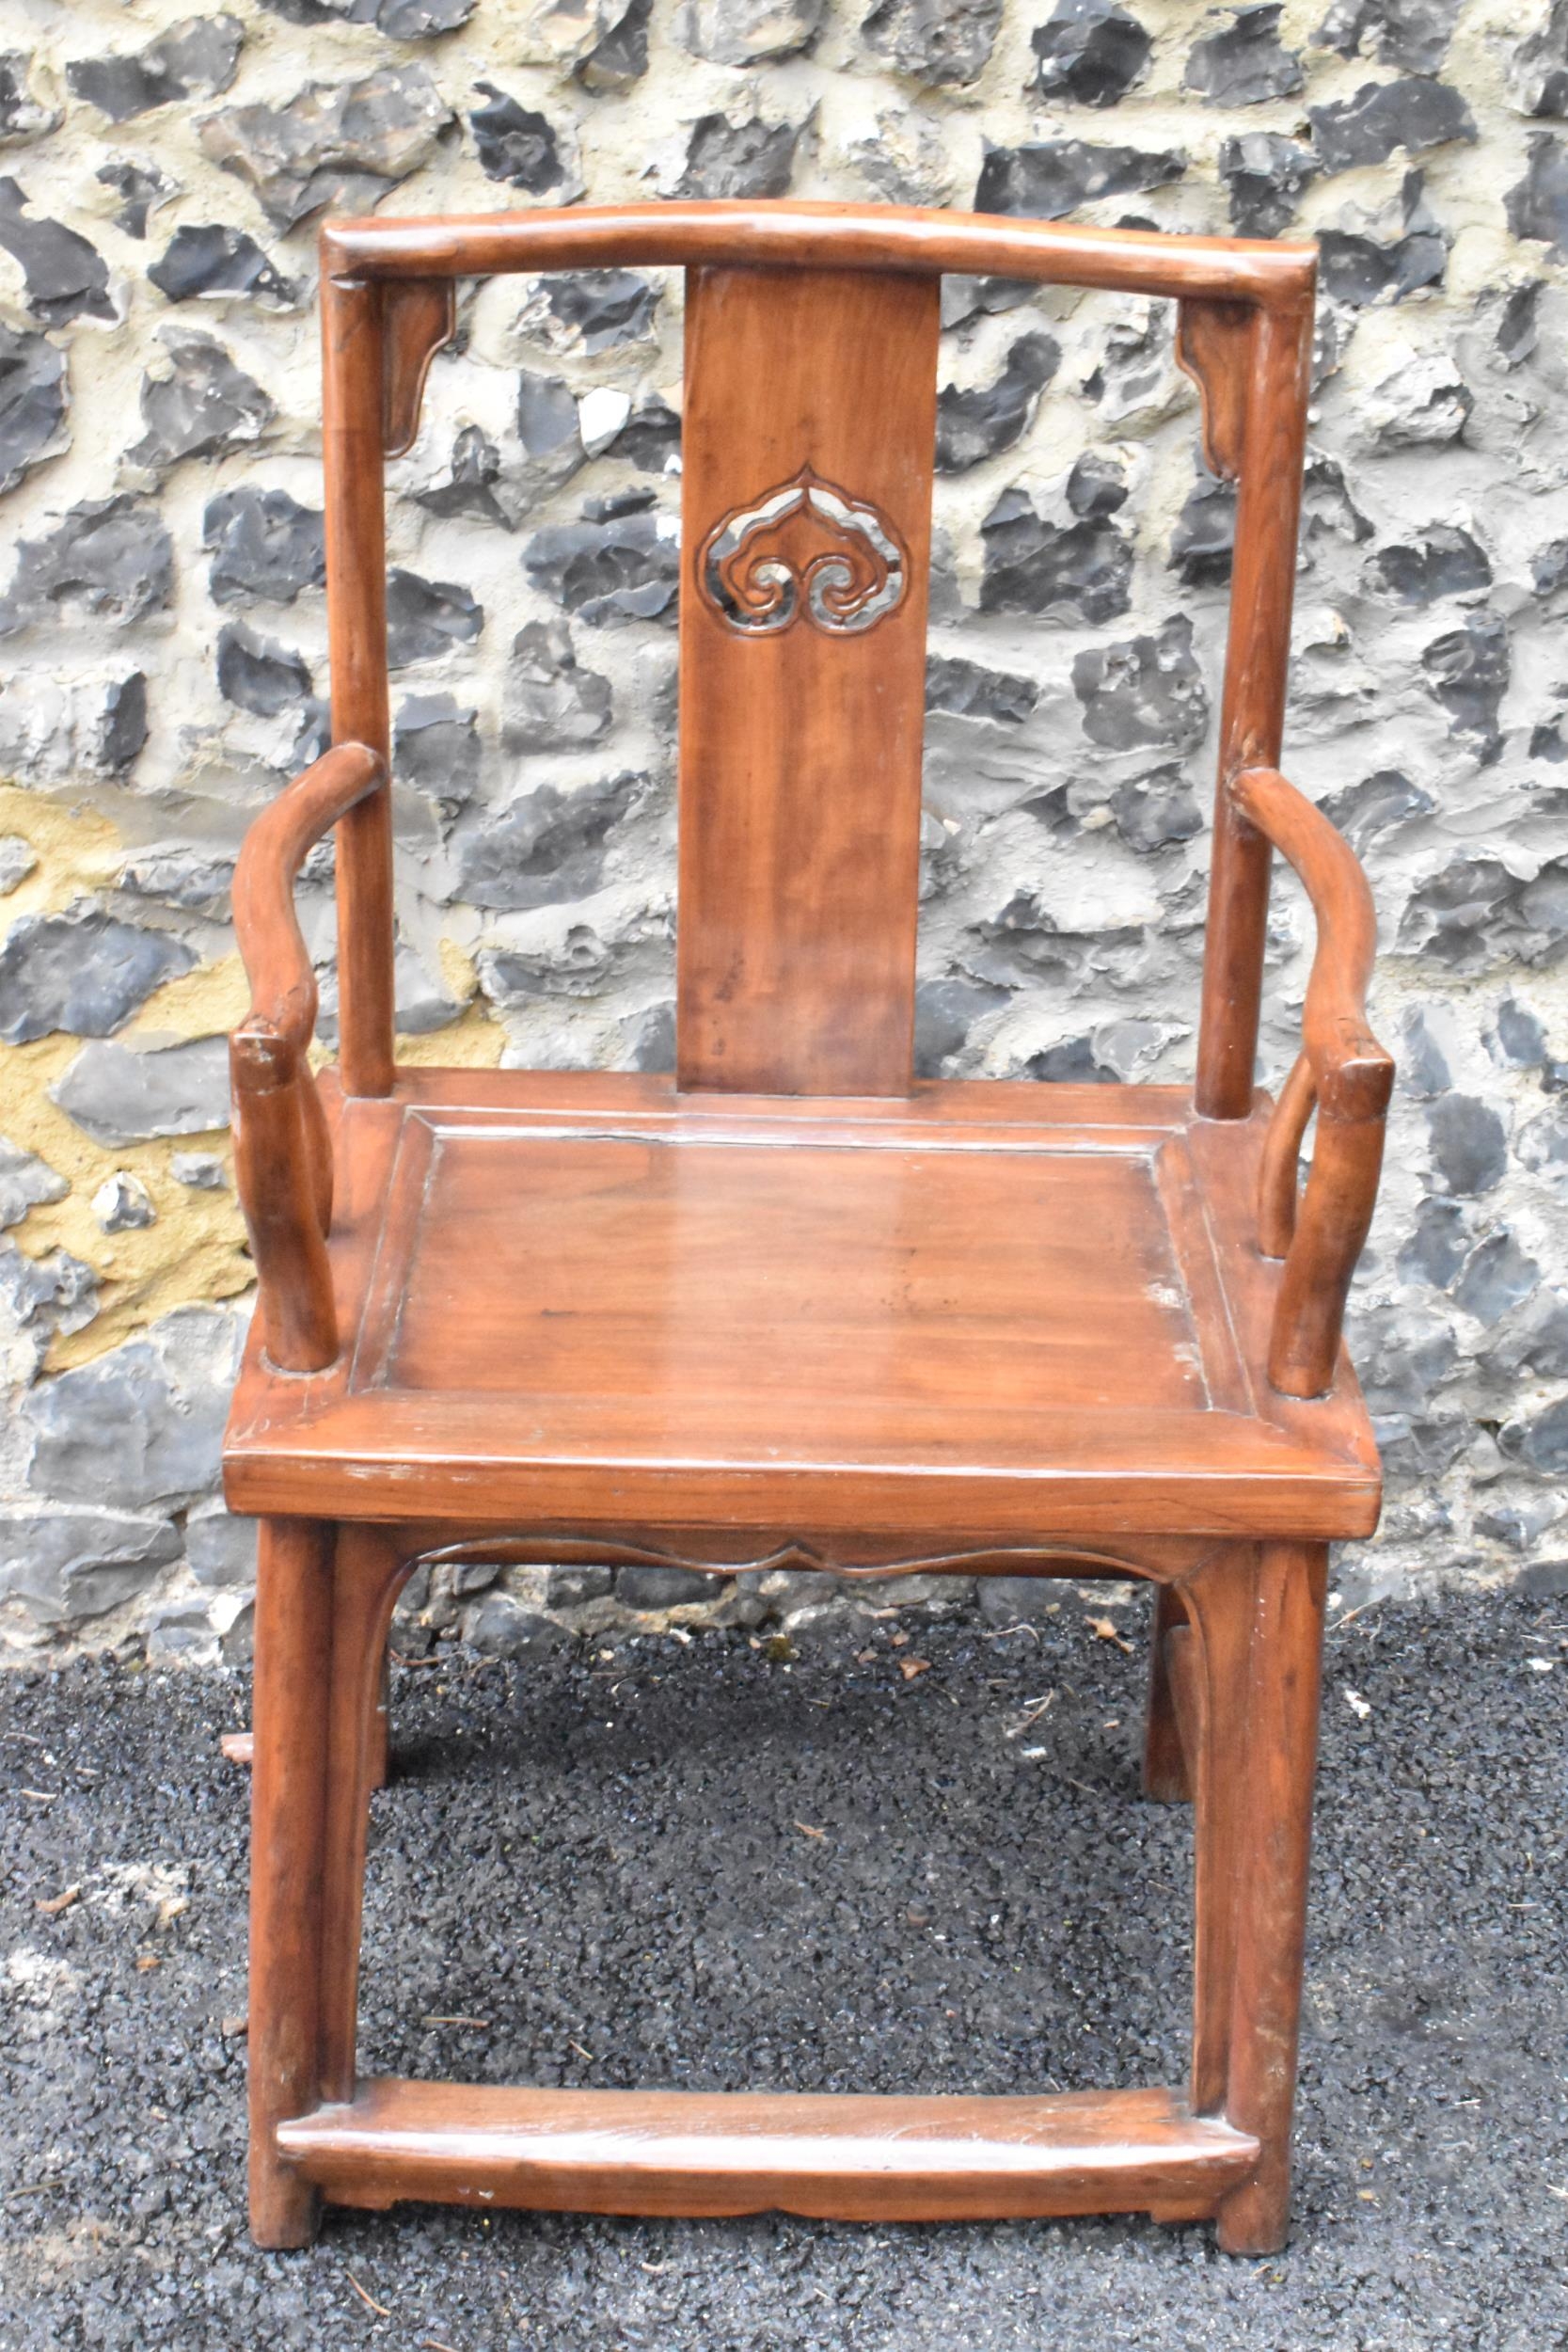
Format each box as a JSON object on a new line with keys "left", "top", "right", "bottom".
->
{"left": 224, "top": 201, "right": 1393, "bottom": 2257}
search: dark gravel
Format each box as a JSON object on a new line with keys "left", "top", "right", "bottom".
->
{"left": 1, "top": 1582, "right": 1564, "bottom": 2350}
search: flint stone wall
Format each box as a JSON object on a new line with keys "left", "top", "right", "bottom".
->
{"left": 1, "top": 0, "right": 1565, "bottom": 1666}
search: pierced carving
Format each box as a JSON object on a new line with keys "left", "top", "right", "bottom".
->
{"left": 698, "top": 465, "right": 909, "bottom": 638}
{"left": 382, "top": 278, "right": 456, "bottom": 459}
{"left": 1174, "top": 297, "right": 1252, "bottom": 483}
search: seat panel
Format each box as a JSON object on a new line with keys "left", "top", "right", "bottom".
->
{"left": 223, "top": 1069, "right": 1381, "bottom": 1539}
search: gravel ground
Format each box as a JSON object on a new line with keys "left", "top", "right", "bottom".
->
{"left": 1, "top": 1581, "right": 1564, "bottom": 2352}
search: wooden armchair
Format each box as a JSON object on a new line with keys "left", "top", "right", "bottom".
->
{"left": 223, "top": 201, "right": 1392, "bottom": 2257}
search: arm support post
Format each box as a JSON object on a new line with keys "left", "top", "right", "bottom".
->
{"left": 1229, "top": 766, "right": 1394, "bottom": 1401}
{"left": 230, "top": 742, "right": 386, "bottom": 1373}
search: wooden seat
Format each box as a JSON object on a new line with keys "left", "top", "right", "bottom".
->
{"left": 226, "top": 1070, "right": 1378, "bottom": 1541}
{"left": 224, "top": 199, "right": 1392, "bottom": 2260}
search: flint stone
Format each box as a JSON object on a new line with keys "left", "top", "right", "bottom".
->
{"left": 0, "top": 323, "right": 68, "bottom": 492}
{"left": 0, "top": 1506, "right": 181, "bottom": 1626}
{"left": 0, "top": 54, "right": 61, "bottom": 145}
{"left": 0, "top": 1136, "right": 66, "bottom": 1228}
{"left": 1372, "top": 526, "right": 1490, "bottom": 606}
{"left": 926, "top": 655, "right": 1037, "bottom": 725}
{"left": 51, "top": 1036, "right": 230, "bottom": 1146}
{"left": 1420, "top": 612, "right": 1509, "bottom": 761}
{"left": 1310, "top": 78, "right": 1476, "bottom": 173}
{"left": 505, "top": 620, "right": 613, "bottom": 751}
{"left": 627, "top": 1002, "right": 675, "bottom": 1071}
{"left": 470, "top": 86, "right": 571, "bottom": 195}
{"left": 130, "top": 334, "right": 274, "bottom": 469}
{"left": 524, "top": 508, "right": 679, "bottom": 626}
{"left": 25, "top": 1307, "right": 244, "bottom": 1510}
{"left": 0, "top": 904, "right": 194, "bottom": 1046}
{"left": 1025, "top": 1034, "right": 1120, "bottom": 1081}
{"left": 1169, "top": 476, "right": 1236, "bottom": 586}
{"left": 979, "top": 491, "right": 1132, "bottom": 623}
{"left": 1451, "top": 1230, "right": 1538, "bottom": 1324}
{"left": 1499, "top": 1396, "right": 1568, "bottom": 1476}
{"left": 578, "top": 0, "right": 652, "bottom": 87}
{"left": 1320, "top": 768, "right": 1433, "bottom": 850}
{"left": 676, "top": 112, "right": 805, "bottom": 199}
{"left": 913, "top": 977, "right": 1009, "bottom": 1074}
{"left": 97, "top": 160, "right": 179, "bottom": 241}
{"left": 1398, "top": 1196, "right": 1470, "bottom": 1288}
{"left": 1364, "top": 353, "right": 1471, "bottom": 447}
{"left": 1509, "top": 0, "right": 1568, "bottom": 118}
{"left": 614, "top": 1563, "right": 716, "bottom": 1608}
{"left": 172, "top": 1152, "right": 227, "bottom": 1188}
{"left": 679, "top": 0, "right": 825, "bottom": 65}
{"left": 0, "top": 836, "right": 35, "bottom": 894}
{"left": 1066, "top": 451, "right": 1130, "bottom": 518}
{"left": 119, "top": 848, "right": 234, "bottom": 914}
{"left": 1219, "top": 133, "right": 1319, "bottom": 237}
{"left": 1184, "top": 5, "right": 1303, "bottom": 103}
{"left": 466, "top": 1590, "right": 570, "bottom": 1655}
{"left": 1492, "top": 998, "right": 1549, "bottom": 1068}
{"left": 93, "top": 1172, "right": 156, "bottom": 1232}
{"left": 1319, "top": 220, "right": 1446, "bottom": 307}
{"left": 0, "top": 498, "right": 172, "bottom": 638}
{"left": 0, "top": 178, "right": 113, "bottom": 326}
{"left": 1073, "top": 615, "right": 1209, "bottom": 753}
{"left": 1400, "top": 854, "right": 1568, "bottom": 971}
{"left": 539, "top": 1564, "right": 612, "bottom": 1606}
{"left": 394, "top": 693, "right": 482, "bottom": 804}
{"left": 1110, "top": 767, "right": 1203, "bottom": 850}
{"left": 862, "top": 0, "right": 1002, "bottom": 85}
{"left": 414, "top": 425, "right": 517, "bottom": 530}
{"left": 1313, "top": 0, "right": 1463, "bottom": 74}
{"left": 252, "top": 0, "right": 475, "bottom": 26}
{"left": 975, "top": 139, "right": 1183, "bottom": 220}
{"left": 0, "top": 1240, "right": 97, "bottom": 1341}
{"left": 217, "top": 620, "right": 312, "bottom": 717}
{"left": 203, "top": 486, "right": 325, "bottom": 606}
{"left": 68, "top": 17, "right": 244, "bottom": 122}
{"left": 1427, "top": 1094, "right": 1508, "bottom": 1196}
{"left": 977, "top": 1576, "right": 1062, "bottom": 1625}
{"left": 616, "top": 398, "right": 681, "bottom": 474}
{"left": 1487, "top": 1290, "right": 1568, "bottom": 1382}
{"left": 1031, "top": 0, "right": 1151, "bottom": 106}
{"left": 936, "top": 333, "right": 1059, "bottom": 473}
{"left": 149, "top": 224, "right": 298, "bottom": 308}
{"left": 199, "top": 65, "right": 454, "bottom": 230}
{"left": 452, "top": 771, "right": 646, "bottom": 912}
{"left": 523, "top": 271, "right": 658, "bottom": 355}
{"left": 387, "top": 570, "right": 483, "bottom": 667}
{"left": 1508, "top": 135, "right": 1568, "bottom": 259}
{"left": 0, "top": 671, "right": 147, "bottom": 783}
{"left": 1401, "top": 1004, "right": 1455, "bottom": 1097}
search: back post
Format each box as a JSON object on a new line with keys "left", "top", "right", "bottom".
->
{"left": 320, "top": 264, "right": 395, "bottom": 1099}
{"left": 1194, "top": 284, "right": 1315, "bottom": 1120}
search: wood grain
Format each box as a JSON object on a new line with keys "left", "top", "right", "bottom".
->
{"left": 677, "top": 266, "right": 938, "bottom": 1093}
{"left": 277, "top": 2079, "right": 1260, "bottom": 2223}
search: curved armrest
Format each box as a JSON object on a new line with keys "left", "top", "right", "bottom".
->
{"left": 1228, "top": 766, "right": 1394, "bottom": 1401}
{"left": 230, "top": 742, "right": 385, "bottom": 1372}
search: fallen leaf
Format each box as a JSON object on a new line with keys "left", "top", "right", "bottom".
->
{"left": 794, "top": 1820, "right": 827, "bottom": 1840}
{"left": 35, "top": 1885, "right": 81, "bottom": 1916}
{"left": 1343, "top": 1688, "right": 1371, "bottom": 1721}
{"left": 156, "top": 1895, "right": 188, "bottom": 1930}
{"left": 420, "top": 2015, "right": 490, "bottom": 2028}
{"left": 219, "top": 2014, "right": 248, "bottom": 2039}
{"left": 219, "top": 1731, "right": 254, "bottom": 1767}
{"left": 898, "top": 1658, "right": 931, "bottom": 1681}
{"left": 1086, "top": 1616, "right": 1133, "bottom": 1655}
{"left": 346, "top": 2271, "right": 391, "bottom": 2317}
{"left": 135, "top": 1955, "right": 160, "bottom": 1973}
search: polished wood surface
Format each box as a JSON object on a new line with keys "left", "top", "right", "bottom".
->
{"left": 227, "top": 199, "right": 1388, "bottom": 2256}
{"left": 276, "top": 2080, "right": 1259, "bottom": 2224}
{"left": 224, "top": 1071, "right": 1380, "bottom": 1537}
{"left": 677, "top": 266, "right": 937, "bottom": 1093}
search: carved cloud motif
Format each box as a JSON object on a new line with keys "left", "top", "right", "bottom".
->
{"left": 697, "top": 465, "right": 909, "bottom": 637}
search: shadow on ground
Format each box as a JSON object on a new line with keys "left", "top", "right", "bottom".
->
{"left": 1, "top": 1582, "right": 1563, "bottom": 2350}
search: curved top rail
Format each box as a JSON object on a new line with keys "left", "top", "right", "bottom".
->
{"left": 321, "top": 199, "right": 1316, "bottom": 308}
{"left": 1230, "top": 766, "right": 1392, "bottom": 1123}
{"left": 232, "top": 742, "right": 385, "bottom": 1062}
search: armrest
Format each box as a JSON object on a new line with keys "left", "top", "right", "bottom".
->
{"left": 230, "top": 742, "right": 385, "bottom": 1372}
{"left": 1227, "top": 766, "right": 1394, "bottom": 1401}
